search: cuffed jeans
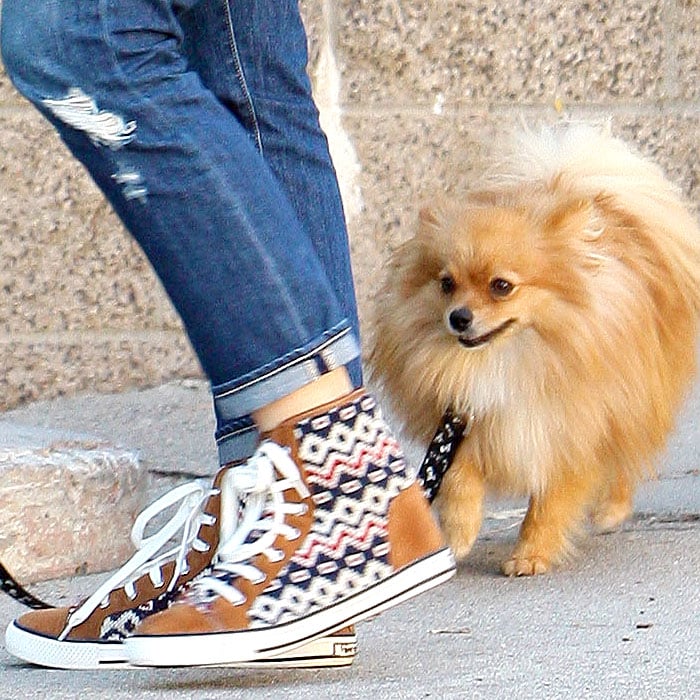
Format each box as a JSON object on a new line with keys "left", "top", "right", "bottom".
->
{"left": 1, "top": 0, "right": 362, "bottom": 463}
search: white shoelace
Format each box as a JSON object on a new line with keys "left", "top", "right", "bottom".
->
{"left": 189, "top": 441, "right": 310, "bottom": 607}
{"left": 59, "top": 480, "right": 217, "bottom": 640}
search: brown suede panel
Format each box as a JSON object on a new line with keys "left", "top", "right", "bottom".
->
{"left": 387, "top": 482, "right": 446, "bottom": 570}
{"left": 139, "top": 595, "right": 350, "bottom": 637}
{"left": 136, "top": 597, "right": 228, "bottom": 635}
{"left": 16, "top": 607, "right": 71, "bottom": 638}
{"left": 21, "top": 466, "right": 228, "bottom": 641}
{"left": 135, "top": 485, "right": 315, "bottom": 635}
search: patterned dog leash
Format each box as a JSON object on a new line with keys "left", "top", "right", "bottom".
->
{"left": 0, "top": 560, "right": 52, "bottom": 609}
{"left": 417, "top": 407, "right": 473, "bottom": 503}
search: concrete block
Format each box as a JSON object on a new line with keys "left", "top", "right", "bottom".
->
{"left": 676, "top": 0, "right": 700, "bottom": 101}
{"left": 6, "top": 380, "right": 218, "bottom": 481}
{"left": 614, "top": 113, "right": 700, "bottom": 202}
{"left": 0, "top": 110, "right": 183, "bottom": 335}
{"left": 0, "top": 66, "right": 24, "bottom": 106}
{"left": 300, "top": 0, "right": 326, "bottom": 72}
{"left": 334, "top": 0, "right": 666, "bottom": 106}
{"left": 0, "top": 334, "right": 201, "bottom": 410}
{"left": 0, "top": 422, "right": 148, "bottom": 583}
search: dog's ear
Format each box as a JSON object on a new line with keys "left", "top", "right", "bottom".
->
{"left": 419, "top": 206, "right": 442, "bottom": 229}
{"left": 418, "top": 199, "right": 454, "bottom": 238}
{"left": 546, "top": 197, "right": 604, "bottom": 243}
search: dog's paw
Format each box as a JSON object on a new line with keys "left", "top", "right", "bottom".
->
{"left": 591, "top": 500, "right": 632, "bottom": 533}
{"left": 501, "top": 555, "right": 551, "bottom": 577}
{"left": 448, "top": 537, "right": 476, "bottom": 562}
{"left": 438, "top": 506, "right": 481, "bottom": 562}
{"left": 442, "top": 520, "right": 480, "bottom": 562}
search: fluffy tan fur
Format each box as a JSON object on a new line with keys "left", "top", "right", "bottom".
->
{"left": 371, "top": 124, "right": 700, "bottom": 575}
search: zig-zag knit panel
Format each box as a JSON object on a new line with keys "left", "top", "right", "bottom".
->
{"left": 99, "top": 564, "right": 214, "bottom": 641}
{"left": 99, "top": 591, "right": 172, "bottom": 641}
{"left": 247, "top": 394, "right": 413, "bottom": 628}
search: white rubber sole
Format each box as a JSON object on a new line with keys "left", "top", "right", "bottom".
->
{"left": 125, "top": 547, "right": 456, "bottom": 668}
{"left": 234, "top": 631, "right": 357, "bottom": 669}
{"left": 4, "top": 622, "right": 357, "bottom": 670}
{"left": 5, "top": 622, "right": 127, "bottom": 670}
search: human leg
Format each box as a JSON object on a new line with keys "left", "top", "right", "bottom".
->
{"left": 178, "top": 0, "right": 362, "bottom": 381}
{"left": 127, "top": 391, "right": 455, "bottom": 667}
{"left": 1, "top": 0, "right": 359, "bottom": 412}
{"left": 176, "top": 0, "right": 363, "bottom": 463}
{"left": 4, "top": 463, "right": 357, "bottom": 669}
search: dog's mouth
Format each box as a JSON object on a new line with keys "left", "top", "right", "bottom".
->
{"left": 458, "top": 318, "right": 517, "bottom": 348}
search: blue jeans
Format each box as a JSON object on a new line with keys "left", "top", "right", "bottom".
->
{"left": 1, "top": 0, "right": 362, "bottom": 463}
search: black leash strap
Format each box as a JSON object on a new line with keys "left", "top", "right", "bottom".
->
{"left": 0, "top": 560, "right": 53, "bottom": 609}
{"left": 417, "top": 408, "right": 472, "bottom": 503}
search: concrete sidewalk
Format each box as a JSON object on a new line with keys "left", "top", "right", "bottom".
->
{"left": 0, "top": 378, "right": 698, "bottom": 698}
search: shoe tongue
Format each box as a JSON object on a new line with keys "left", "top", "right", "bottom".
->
{"left": 228, "top": 456, "right": 273, "bottom": 494}
{"left": 259, "top": 417, "right": 296, "bottom": 449}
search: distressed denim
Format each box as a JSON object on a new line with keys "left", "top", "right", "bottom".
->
{"left": 1, "top": 0, "right": 362, "bottom": 462}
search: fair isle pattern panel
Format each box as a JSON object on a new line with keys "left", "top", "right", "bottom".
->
{"left": 100, "top": 561, "right": 215, "bottom": 641}
{"left": 247, "top": 394, "right": 414, "bottom": 628}
{"left": 99, "top": 589, "right": 176, "bottom": 641}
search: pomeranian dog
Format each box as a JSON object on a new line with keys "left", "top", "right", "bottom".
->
{"left": 371, "top": 124, "right": 700, "bottom": 576}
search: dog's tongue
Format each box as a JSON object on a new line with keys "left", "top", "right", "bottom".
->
{"left": 417, "top": 409, "right": 471, "bottom": 502}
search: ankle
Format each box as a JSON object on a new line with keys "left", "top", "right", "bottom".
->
{"left": 252, "top": 368, "right": 355, "bottom": 433}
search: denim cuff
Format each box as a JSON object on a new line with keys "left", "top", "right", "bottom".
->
{"left": 216, "top": 416, "right": 260, "bottom": 464}
{"left": 212, "top": 322, "right": 361, "bottom": 426}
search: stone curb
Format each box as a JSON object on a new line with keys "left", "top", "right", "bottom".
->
{"left": 0, "top": 421, "right": 148, "bottom": 583}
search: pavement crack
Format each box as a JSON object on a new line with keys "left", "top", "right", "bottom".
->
{"left": 625, "top": 512, "right": 700, "bottom": 532}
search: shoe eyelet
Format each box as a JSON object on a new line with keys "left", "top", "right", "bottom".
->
{"left": 193, "top": 539, "right": 209, "bottom": 553}
{"left": 267, "top": 548, "right": 285, "bottom": 563}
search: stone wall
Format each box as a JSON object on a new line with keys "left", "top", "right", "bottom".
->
{"left": 0, "top": 0, "right": 698, "bottom": 409}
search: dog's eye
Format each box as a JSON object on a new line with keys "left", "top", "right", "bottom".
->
{"left": 439, "top": 274, "right": 456, "bottom": 295}
{"left": 489, "top": 277, "right": 514, "bottom": 297}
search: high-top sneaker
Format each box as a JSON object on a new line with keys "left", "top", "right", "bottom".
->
{"left": 125, "top": 390, "right": 455, "bottom": 668}
{"left": 4, "top": 465, "right": 357, "bottom": 669}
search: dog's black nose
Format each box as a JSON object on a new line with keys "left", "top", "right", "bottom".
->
{"left": 449, "top": 307, "right": 473, "bottom": 333}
